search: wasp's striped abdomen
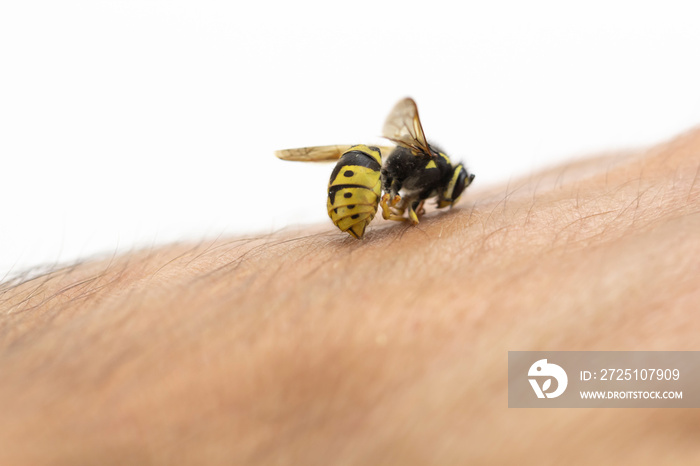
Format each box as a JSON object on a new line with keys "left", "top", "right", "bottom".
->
{"left": 327, "top": 145, "right": 383, "bottom": 239}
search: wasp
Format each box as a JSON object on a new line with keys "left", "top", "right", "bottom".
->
{"left": 275, "top": 98, "right": 475, "bottom": 239}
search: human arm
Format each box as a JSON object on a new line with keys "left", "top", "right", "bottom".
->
{"left": 1, "top": 128, "right": 699, "bottom": 464}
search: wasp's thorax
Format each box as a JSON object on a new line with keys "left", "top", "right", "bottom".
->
{"left": 381, "top": 145, "right": 450, "bottom": 201}
{"left": 381, "top": 144, "right": 474, "bottom": 210}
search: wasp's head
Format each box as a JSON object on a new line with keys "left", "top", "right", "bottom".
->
{"left": 437, "top": 163, "right": 474, "bottom": 209}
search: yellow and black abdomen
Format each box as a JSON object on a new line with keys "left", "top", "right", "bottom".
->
{"left": 327, "top": 144, "right": 383, "bottom": 239}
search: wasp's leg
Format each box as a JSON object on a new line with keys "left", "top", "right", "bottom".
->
{"left": 408, "top": 202, "right": 420, "bottom": 225}
{"left": 382, "top": 178, "right": 403, "bottom": 208}
{"left": 380, "top": 175, "right": 407, "bottom": 221}
{"left": 415, "top": 200, "right": 426, "bottom": 217}
{"left": 381, "top": 193, "right": 408, "bottom": 222}
{"left": 380, "top": 193, "right": 391, "bottom": 219}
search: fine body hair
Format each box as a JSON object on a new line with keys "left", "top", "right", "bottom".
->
{"left": 1, "top": 128, "right": 699, "bottom": 465}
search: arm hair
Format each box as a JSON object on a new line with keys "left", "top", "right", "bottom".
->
{"left": 1, "top": 128, "right": 700, "bottom": 465}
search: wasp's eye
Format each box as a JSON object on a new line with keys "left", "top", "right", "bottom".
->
{"left": 445, "top": 165, "right": 469, "bottom": 201}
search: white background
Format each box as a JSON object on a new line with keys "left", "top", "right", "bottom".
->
{"left": 2, "top": 1, "right": 700, "bottom": 279}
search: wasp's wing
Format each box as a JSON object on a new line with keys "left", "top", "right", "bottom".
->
{"left": 275, "top": 144, "right": 396, "bottom": 162}
{"left": 381, "top": 97, "right": 433, "bottom": 157}
{"left": 275, "top": 145, "right": 354, "bottom": 162}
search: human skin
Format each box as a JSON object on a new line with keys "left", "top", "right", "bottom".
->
{"left": 1, "top": 128, "right": 699, "bottom": 465}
